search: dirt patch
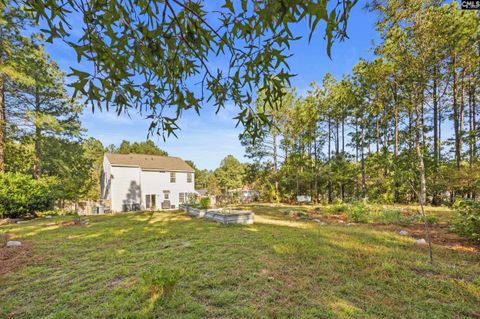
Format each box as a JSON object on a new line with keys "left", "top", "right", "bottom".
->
{"left": 372, "top": 223, "right": 479, "bottom": 253}
{"left": 1, "top": 219, "right": 18, "bottom": 226}
{"left": 286, "top": 210, "right": 479, "bottom": 253}
{"left": 60, "top": 220, "right": 86, "bottom": 227}
{"left": 108, "top": 276, "right": 127, "bottom": 289}
{"left": 411, "top": 267, "right": 440, "bottom": 277}
{"left": 0, "top": 237, "right": 34, "bottom": 276}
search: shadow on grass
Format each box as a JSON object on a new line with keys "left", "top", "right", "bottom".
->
{"left": 1, "top": 209, "right": 479, "bottom": 318}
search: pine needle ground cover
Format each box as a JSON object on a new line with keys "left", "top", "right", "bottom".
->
{"left": 1, "top": 204, "right": 478, "bottom": 318}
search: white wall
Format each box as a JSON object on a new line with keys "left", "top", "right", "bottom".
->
{"left": 140, "top": 171, "right": 195, "bottom": 209}
{"left": 102, "top": 159, "right": 195, "bottom": 212}
{"left": 110, "top": 166, "right": 142, "bottom": 212}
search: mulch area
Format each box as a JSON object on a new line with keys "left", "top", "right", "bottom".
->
{"left": 286, "top": 210, "right": 479, "bottom": 253}
{"left": 60, "top": 220, "right": 85, "bottom": 227}
{"left": 371, "top": 223, "right": 479, "bottom": 253}
{"left": 0, "top": 237, "right": 34, "bottom": 276}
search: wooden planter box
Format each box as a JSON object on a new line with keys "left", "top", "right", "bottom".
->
{"left": 205, "top": 210, "right": 254, "bottom": 225}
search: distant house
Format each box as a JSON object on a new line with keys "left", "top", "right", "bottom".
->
{"left": 196, "top": 189, "right": 209, "bottom": 197}
{"left": 101, "top": 153, "right": 195, "bottom": 212}
{"left": 227, "top": 186, "right": 260, "bottom": 203}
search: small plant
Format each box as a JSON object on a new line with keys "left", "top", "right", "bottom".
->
{"left": 451, "top": 200, "right": 480, "bottom": 242}
{"left": 330, "top": 203, "right": 349, "bottom": 214}
{"left": 377, "top": 209, "right": 404, "bottom": 224}
{"left": 346, "top": 202, "right": 369, "bottom": 223}
{"left": 424, "top": 214, "right": 438, "bottom": 225}
{"left": 0, "top": 233, "right": 7, "bottom": 247}
{"left": 142, "top": 266, "right": 180, "bottom": 297}
{"left": 199, "top": 197, "right": 211, "bottom": 209}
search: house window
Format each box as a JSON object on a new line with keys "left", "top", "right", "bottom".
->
{"left": 164, "top": 191, "right": 170, "bottom": 200}
{"left": 179, "top": 192, "right": 185, "bottom": 203}
{"left": 146, "top": 194, "right": 156, "bottom": 209}
{"left": 170, "top": 172, "right": 176, "bottom": 183}
{"left": 187, "top": 172, "right": 192, "bottom": 183}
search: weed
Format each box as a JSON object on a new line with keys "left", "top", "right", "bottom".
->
{"left": 346, "top": 202, "right": 369, "bottom": 223}
{"left": 142, "top": 266, "right": 180, "bottom": 297}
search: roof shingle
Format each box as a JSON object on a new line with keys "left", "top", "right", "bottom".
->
{"left": 105, "top": 153, "right": 194, "bottom": 172}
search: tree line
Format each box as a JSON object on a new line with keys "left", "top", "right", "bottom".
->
{"left": 241, "top": 0, "right": 479, "bottom": 205}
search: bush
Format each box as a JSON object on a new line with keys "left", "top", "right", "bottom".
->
{"left": 142, "top": 266, "right": 180, "bottom": 297}
{"left": 377, "top": 209, "right": 402, "bottom": 224}
{"left": 451, "top": 200, "right": 480, "bottom": 242}
{"left": 0, "top": 173, "right": 58, "bottom": 218}
{"left": 330, "top": 203, "right": 349, "bottom": 214}
{"left": 199, "top": 197, "right": 211, "bottom": 209}
{"left": 346, "top": 202, "right": 369, "bottom": 223}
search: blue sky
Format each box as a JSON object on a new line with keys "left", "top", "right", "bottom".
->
{"left": 42, "top": 1, "right": 379, "bottom": 170}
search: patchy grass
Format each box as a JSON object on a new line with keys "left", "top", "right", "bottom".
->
{"left": 0, "top": 205, "right": 479, "bottom": 318}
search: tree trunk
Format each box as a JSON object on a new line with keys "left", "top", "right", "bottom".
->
{"left": 433, "top": 68, "right": 439, "bottom": 164}
{"left": 468, "top": 75, "right": 474, "bottom": 166}
{"left": 394, "top": 95, "right": 399, "bottom": 203}
{"left": 355, "top": 121, "right": 359, "bottom": 163}
{"left": 335, "top": 120, "right": 339, "bottom": 155}
{"left": 328, "top": 117, "right": 331, "bottom": 160}
{"left": 272, "top": 133, "right": 278, "bottom": 198}
{"left": 415, "top": 98, "right": 433, "bottom": 264}
{"left": 33, "top": 85, "right": 42, "bottom": 179}
{"left": 361, "top": 125, "right": 366, "bottom": 199}
{"left": 0, "top": 77, "right": 5, "bottom": 173}
{"left": 472, "top": 76, "right": 477, "bottom": 161}
{"left": 460, "top": 70, "right": 465, "bottom": 165}
{"left": 453, "top": 56, "right": 461, "bottom": 170}
{"left": 328, "top": 117, "right": 332, "bottom": 203}
{"left": 438, "top": 103, "right": 442, "bottom": 161}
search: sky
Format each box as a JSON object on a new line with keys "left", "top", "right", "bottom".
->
{"left": 42, "top": 0, "right": 380, "bottom": 170}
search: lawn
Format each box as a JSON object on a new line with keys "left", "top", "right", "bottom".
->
{"left": 1, "top": 204, "right": 479, "bottom": 318}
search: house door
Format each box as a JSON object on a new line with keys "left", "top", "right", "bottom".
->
{"left": 146, "top": 194, "right": 156, "bottom": 210}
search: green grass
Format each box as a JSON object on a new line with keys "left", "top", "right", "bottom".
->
{"left": 1, "top": 204, "right": 479, "bottom": 318}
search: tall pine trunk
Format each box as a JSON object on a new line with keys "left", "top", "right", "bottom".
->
{"left": 0, "top": 77, "right": 5, "bottom": 173}
{"left": 361, "top": 124, "right": 366, "bottom": 200}
{"left": 415, "top": 97, "right": 433, "bottom": 264}
{"left": 452, "top": 56, "right": 461, "bottom": 170}
{"left": 328, "top": 116, "right": 332, "bottom": 203}
{"left": 433, "top": 68, "right": 439, "bottom": 164}
{"left": 394, "top": 101, "right": 399, "bottom": 203}
{"left": 272, "top": 133, "right": 278, "bottom": 200}
{"left": 33, "top": 85, "right": 42, "bottom": 179}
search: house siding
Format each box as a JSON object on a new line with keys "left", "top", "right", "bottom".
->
{"left": 141, "top": 171, "right": 195, "bottom": 209}
{"left": 110, "top": 166, "right": 142, "bottom": 212}
{"left": 101, "top": 156, "right": 195, "bottom": 212}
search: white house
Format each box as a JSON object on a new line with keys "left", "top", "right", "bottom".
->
{"left": 101, "top": 153, "right": 195, "bottom": 212}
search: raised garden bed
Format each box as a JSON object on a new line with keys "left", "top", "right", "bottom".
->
{"left": 205, "top": 210, "right": 254, "bottom": 224}
{"left": 181, "top": 205, "right": 254, "bottom": 224}
{"left": 185, "top": 206, "right": 208, "bottom": 218}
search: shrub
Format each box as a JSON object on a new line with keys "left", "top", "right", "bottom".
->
{"left": 330, "top": 203, "right": 349, "bottom": 214}
{"left": 451, "top": 200, "right": 480, "bottom": 242}
{"left": 377, "top": 209, "right": 401, "bottom": 224}
{"left": 424, "top": 214, "right": 438, "bottom": 225}
{"left": 142, "top": 266, "right": 180, "bottom": 297}
{"left": 199, "top": 197, "right": 211, "bottom": 209}
{"left": 0, "top": 173, "right": 59, "bottom": 218}
{"left": 0, "top": 233, "right": 7, "bottom": 247}
{"left": 346, "top": 202, "right": 369, "bottom": 223}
